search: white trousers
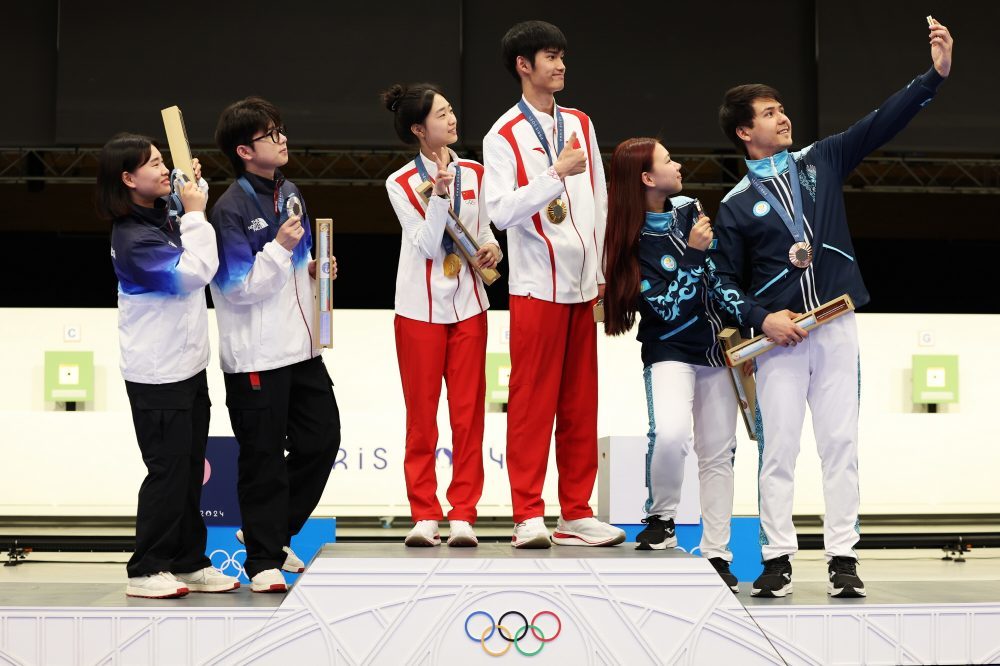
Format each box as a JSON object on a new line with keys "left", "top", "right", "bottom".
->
{"left": 756, "top": 311, "right": 860, "bottom": 561}
{"left": 644, "top": 362, "right": 738, "bottom": 560}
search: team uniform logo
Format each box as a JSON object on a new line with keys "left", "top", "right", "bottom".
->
{"left": 660, "top": 255, "right": 677, "bottom": 272}
{"left": 248, "top": 218, "right": 268, "bottom": 232}
{"left": 464, "top": 610, "right": 561, "bottom": 657}
{"left": 753, "top": 201, "right": 771, "bottom": 217}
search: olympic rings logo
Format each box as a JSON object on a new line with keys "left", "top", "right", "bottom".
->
{"left": 464, "top": 610, "right": 562, "bottom": 657}
{"left": 209, "top": 548, "right": 246, "bottom": 578}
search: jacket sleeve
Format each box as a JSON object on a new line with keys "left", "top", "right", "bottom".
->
{"left": 815, "top": 68, "right": 945, "bottom": 179}
{"left": 707, "top": 201, "right": 768, "bottom": 330}
{"left": 482, "top": 132, "right": 565, "bottom": 231}
{"left": 386, "top": 177, "right": 449, "bottom": 260}
{"left": 474, "top": 174, "right": 502, "bottom": 260}
{"left": 121, "top": 213, "right": 217, "bottom": 295}
{"left": 211, "top": 205, "right": 293, "bottom": 305}
{"left": 590, "top": 122, "right": 609, "bottom": 283}
{"left": 639, "top": 241, "right": 707, "bottom": 325}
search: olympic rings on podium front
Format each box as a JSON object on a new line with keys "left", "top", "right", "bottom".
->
{"left": 464, "top": 610, "right": 561, "bottom": 656}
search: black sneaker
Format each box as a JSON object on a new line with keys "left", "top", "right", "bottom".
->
{"left": 828, "top": 556, "right": 866, "bottom": 598}
{"left": 709, "top": 557, "right": 739, "bottom": 593}
{"left": 751, "top": 555, "right": 793, "bottom": 597}
{"left": 634, "top": 515, "right": 677, "bottom": 551}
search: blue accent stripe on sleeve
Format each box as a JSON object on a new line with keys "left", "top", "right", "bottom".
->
{"left": 658, "top": 315, "right": 699, "bottom": 340}
{"left": 822, "top": 243, "right": 855, "bottom": 262}
{"left": 754, "top": 268, "right": 790, "bottom": 296}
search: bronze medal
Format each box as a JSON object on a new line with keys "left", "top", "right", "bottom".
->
{"left": 546, "top": 198, "right": 567, "bottom": 224}
{"left": 789, "top": 241, "right": 813, "bottom": 268}
{"left": 443, "top": 253, "right": 462, "bottom": 278}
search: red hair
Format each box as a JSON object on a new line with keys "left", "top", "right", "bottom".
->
{"left": 603, "top": 137, "right": 658, "bottom": 336}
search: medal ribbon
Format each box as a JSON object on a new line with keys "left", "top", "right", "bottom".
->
{"left": 237, "top": 176, "right": 289, "bottom": 226}
{"left": 413, "top": 153, "right": 458, "bottom": 255}
{"left": 517, "top": 99, "right": 564, "bottom": 166}
{"left": 748, "top": 155, "right": 805, "bottom": 244}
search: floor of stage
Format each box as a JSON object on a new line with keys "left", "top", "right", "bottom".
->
{"left": 1, "top": 545, "right": 997, "bottom": 608}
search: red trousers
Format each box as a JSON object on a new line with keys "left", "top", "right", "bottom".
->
{"left": 394, "top": 313, "right": 486, "bottom": 523}
{"left": 507, "top": 296, "right": 598, "bottom": 523}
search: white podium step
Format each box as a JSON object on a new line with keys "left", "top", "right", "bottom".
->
{"left": 231, "top": 543, "right": 782, "bottom": 665}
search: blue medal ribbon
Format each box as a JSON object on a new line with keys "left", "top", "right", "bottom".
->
{"left": 748, "top": 155, "right": 805, "bottom": 245}
{"left": 517, "top": 98, "right": 564, "bottom": 166}
{"left": 413, "top": 153, "right": 459, "bottom": 255}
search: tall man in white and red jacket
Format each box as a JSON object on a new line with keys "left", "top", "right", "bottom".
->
{"left": 710, "top": 19, "right": 954, "bottom": 598}
{"left": 483, "top": 20, "right": 624, "bottom": 548}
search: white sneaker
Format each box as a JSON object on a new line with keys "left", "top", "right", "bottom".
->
{"left": 511, "top": 517, "right": 551, "bottom": 549}
{"left": 552, "top": 516, "right": 626, "bottom": 547}
{"left": 126, "top": 572, "right": 189, "bottom": 598}
{"left": 282, "top": 546, "right": 306, "bottom": 573}
{"left": 250, "top": 568, "right": 288, "bottom": 593}
{"left": 236, "top": 529, "right": 306, "bottom": 573}
{"left": 447, "top": 520, "right": 478, "bottom": 547}
{"left": 404, "top": 520, "right": 441, "bottom": 547}
{"left": 174, "top": 567, "right": 240, "bottom": 593}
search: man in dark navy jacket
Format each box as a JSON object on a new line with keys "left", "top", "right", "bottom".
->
{"left": 710, "top": 19, "right": 954, "bottom": 599}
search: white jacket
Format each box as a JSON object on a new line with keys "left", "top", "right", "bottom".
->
{"left": 209, "top": 174, "right": 319, "bottom": 374}
{"left": 112, "top": 202, "right": 218, "bottom": 385}
{"left": 483, "top": 97, "right": 608, "bottom": 303}
{"left": 386, "top": 152, "right": 499, "bottom": 323}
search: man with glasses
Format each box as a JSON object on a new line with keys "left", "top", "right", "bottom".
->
{"left": 209, "top": 96, "right": 342, "bottom": 593}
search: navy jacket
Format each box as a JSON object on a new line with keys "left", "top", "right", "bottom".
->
{"left": 636, "top": 196, "right": 738, "bottom": 368}
{"left": 711, "top": 68, "right": 945, "bottom": 330}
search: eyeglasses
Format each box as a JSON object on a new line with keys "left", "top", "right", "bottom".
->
{"left": 251, "top": 126, "right": 287, "bottom": 144}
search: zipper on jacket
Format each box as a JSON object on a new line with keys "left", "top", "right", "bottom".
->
{"left": 563, "top": 189, "right": 588, "bottom": 301}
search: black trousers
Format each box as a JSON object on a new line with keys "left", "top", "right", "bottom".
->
{"left": 124, "top": 370, "right": 212, "bottom": 578}
{"left": 224, "top": 356, "right": 341, "bottom": 578}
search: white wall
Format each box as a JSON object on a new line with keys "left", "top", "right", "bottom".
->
{"left": 0, "top": 308, "right": 996, "bottom": 518}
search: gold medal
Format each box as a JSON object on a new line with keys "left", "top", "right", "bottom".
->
{"left": 443, "top": 253, "right": 462, "bottom": 278}
{"left": 546, "top": 198, "right": 567, "bottom": 224}
{"left": 789, "top": 241, "right": 813, "bottom": 268}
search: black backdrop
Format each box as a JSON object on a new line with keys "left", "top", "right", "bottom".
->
{"left": 2, "top": 1, "right": 997, "bottom": 313}
{"left": 4, "top": 0, "right": 996, "bottom": 151}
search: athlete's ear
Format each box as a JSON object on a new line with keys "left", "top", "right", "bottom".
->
{"left": 640, "top": 171, "right": 656, "bottom": 188}
{"left": 516, "top": 55, "right": 533, "bottom": 76}
{"left": 735, "top": 125, "right": 753, "bottom": 143}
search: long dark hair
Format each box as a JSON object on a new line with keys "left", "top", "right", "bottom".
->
{"left": 603, "top": 137, "right": 658, "bottom": 336}
{"left": 380, "top": 83, "right": 444, "bottom": 145}
{"left": 95, "top": 133, "right": 156, "bottom": 221}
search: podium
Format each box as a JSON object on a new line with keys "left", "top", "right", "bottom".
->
{"left": 230, "top": 544, "right": 784, "bottom": 664}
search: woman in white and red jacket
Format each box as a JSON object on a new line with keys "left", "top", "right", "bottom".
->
{"left": 382, "top": 82, "right": 502, "bottom": 548}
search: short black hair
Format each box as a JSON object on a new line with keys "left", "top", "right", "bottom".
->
{"left": 380, "top": 82, "right": 444, "bottom": 145}
{"left": 95, "top": 133, "right": 156, "bottom": 221}
{"left": 719, "top": 84, "right": 784, "bottom": 157}
{"left": 214, "top": 96, "right": 283, "bottom": 175}
{"left": 501, "top": 20, "right": 567, "bottom": 82}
